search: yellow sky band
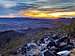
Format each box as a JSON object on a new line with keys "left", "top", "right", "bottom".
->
{"left": 21, "top": 10, "right": 75, "bottom": 19}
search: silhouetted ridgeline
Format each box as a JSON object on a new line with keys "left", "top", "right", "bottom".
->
{"left": 0, "top": 27, "right": 75, "bottom": 56}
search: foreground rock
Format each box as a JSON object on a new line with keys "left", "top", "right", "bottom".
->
{"left": 16, "top": 32, "right": 75, "bottom": 56}
{"left": 70, "top": 49, "right": 75, "bottom": 56}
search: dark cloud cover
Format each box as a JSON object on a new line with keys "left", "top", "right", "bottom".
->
{"left": 0, "top": 0, "right": 75, "bottom": 16}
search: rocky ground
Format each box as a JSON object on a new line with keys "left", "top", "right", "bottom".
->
{"left": 16, "top": 31, "right": 75, "bottom": 56}
{"left": 0, "top": 28, "right": 75, "bottom": 56}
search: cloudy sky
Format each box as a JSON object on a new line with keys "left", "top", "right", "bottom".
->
{"left": 0, "top": 0, "right": 75, "bottom": 16}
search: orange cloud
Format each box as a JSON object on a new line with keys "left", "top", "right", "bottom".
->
{"left": 21, "top": 9, "right": 75, "bottom": 19}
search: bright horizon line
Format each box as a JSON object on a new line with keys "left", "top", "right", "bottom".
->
{"left": 0, "top": 11, "right": 75, "bottom": 19}
{"left": 0, "top": 16, "right": 74, "bottom": 20}
{"left": 0, "top": 15, "right": 74, "bottom": 18}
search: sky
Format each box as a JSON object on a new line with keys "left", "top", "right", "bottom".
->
{"left": 0, "top": 0, "right": 75, "bottom": 17}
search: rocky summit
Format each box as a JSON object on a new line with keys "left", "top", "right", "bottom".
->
{"left": 15, "top": 31, "right": 75, "bottom": 56}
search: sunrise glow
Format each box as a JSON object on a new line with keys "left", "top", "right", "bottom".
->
{"left": 21, "top": 10, "right": 75, "bottom": 19}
